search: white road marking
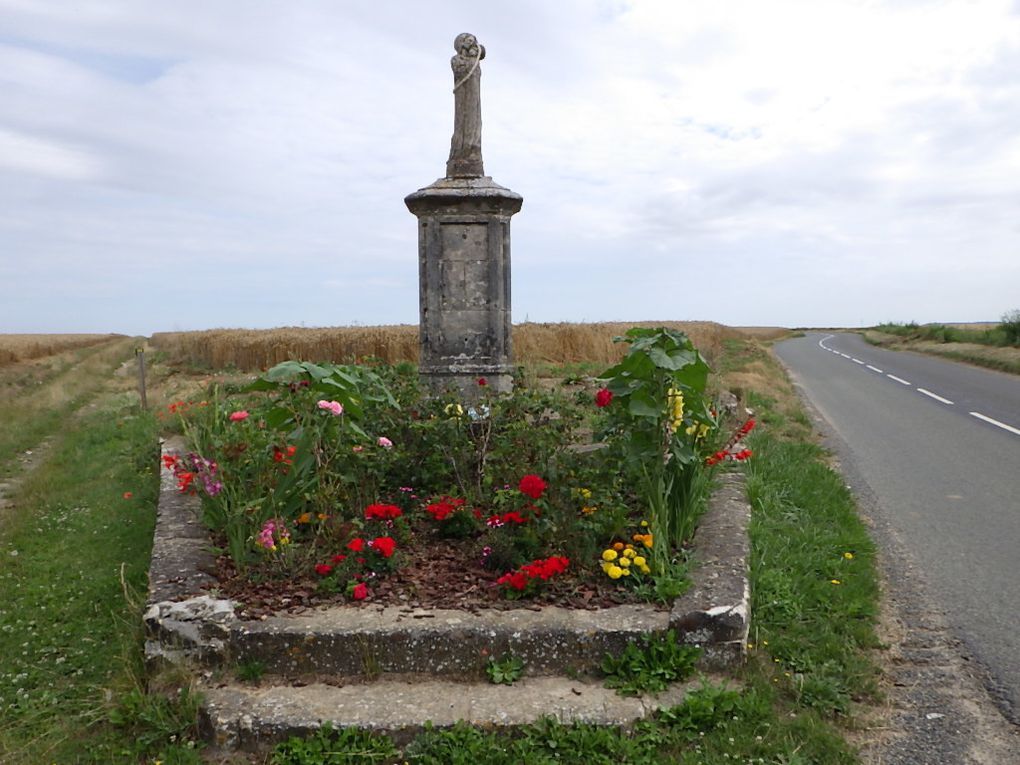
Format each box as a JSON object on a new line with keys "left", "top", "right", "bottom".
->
{"left": 866, "top": 365, "right": 884, "bottom": 373}
{"left": 887, "top": 374, "right": 911, "bottom": 385}
{"left": 969, "top": 411, "right": 1020, "bottom": 437}
{"left": 917, "top": 388, "right": 954, "bottom": 406}
{"left": 852, "top": 358, "right": 865, "bottom": 364}
{"left": 840, "top": 353, "right": 851, "bottom": 359}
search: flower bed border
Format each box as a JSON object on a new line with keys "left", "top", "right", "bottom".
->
{"left": 144, "top": 436, "right": 751, "bottom": 675}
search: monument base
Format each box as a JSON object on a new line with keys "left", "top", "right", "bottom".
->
{"left": 405, "top": 176, "right": 522, "bottom": 401}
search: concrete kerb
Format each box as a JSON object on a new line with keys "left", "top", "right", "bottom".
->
{"left": 144, "top": 438, "right": 752, "bottom": 746}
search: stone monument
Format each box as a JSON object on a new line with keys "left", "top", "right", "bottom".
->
{"left": 405, "top": 33, "right": 522, "bottom": 397}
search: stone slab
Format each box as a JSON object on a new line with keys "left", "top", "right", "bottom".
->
{"left": 201, "top": 675, "right": 723, "bottom": 751}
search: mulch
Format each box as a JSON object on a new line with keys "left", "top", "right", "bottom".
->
{"left": 207, "top": 528, "right": 659, "bottom": 620}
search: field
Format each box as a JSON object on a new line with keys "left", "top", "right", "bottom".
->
{"left": 150, "top": 321, "right": 759, "bottom": 372}
{"left": 0, "top": 333, "right": 124, "bottom": 365}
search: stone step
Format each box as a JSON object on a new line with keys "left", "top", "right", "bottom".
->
{"left": 200, "top": 674, "right": 718, "bottom": 752}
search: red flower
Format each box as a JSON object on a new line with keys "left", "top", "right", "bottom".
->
{"left": 734, "top": 449, "right": 753, "bottom": 461}
{"left": 229, "top": 410, "right": 249, "bottom": 422}
{"left": 365, "top": 504, "right": 403, "bottom": 521}
{"left": 122, "top": 491, "right": 133, "bottom": 499}
{"left": 177, "top": 472, "right": 195, "bottom": 492}
{"left": 595, "top": 388, "right": 613, "bottom": 408}
{"left": 370, "top": 536, "right": 397, "bottom": 558}
{"left": 740, "top": 419, "right": 756, "bottom": 435}
{"left": 477, "top": 377, "right": 488, "bottom": 386}
{"left": 346, "top": 537, "right": 365, "bottom": 552}
{"left": 352, "top": 583, "right": 369, "bottom": 600}
{"left": 331, "top": 553, "right": 347, "bottom": 563}
{"left": 314, "top": 563, "right": 333, "bottom": 576}
{"left": 518, "top": 474, "right": 547, "bottom": 500}
{"left": 162, "top": 454, "right": 179, "bottom": 470}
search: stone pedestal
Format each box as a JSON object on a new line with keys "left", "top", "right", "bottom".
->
{"left": 405, "top": 176, "right": 522, "bottom": 398}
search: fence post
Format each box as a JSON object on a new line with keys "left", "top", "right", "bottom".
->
{"left": 136, "top": 347, "right": 148, "bottom": 410}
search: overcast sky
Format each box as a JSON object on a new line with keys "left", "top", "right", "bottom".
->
{"left": 2, "top": 0, "right": 1019, "bottom": 335}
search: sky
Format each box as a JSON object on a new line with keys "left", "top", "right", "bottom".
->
{"left": 2, "top": 0, "right": 1019, "bottom": 335}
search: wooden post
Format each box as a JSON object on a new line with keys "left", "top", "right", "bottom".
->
{"left": 136, "top": 347, "right": 148, "bottom": 410}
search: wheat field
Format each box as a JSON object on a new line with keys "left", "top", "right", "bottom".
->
{"left": 0, "top": 334, "right": 124, "bottom": 366}
{"left": 150, "top": 322, "right": 770, "bottom": 372}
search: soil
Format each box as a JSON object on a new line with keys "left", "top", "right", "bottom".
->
{"left": 207, "top": 524, "right": 665, "bottom": 620}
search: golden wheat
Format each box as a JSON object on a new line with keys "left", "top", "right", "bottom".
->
{"left": 0, "top": 334, "right": 124, "bottom": 366}
{"left": 150, "top": 322, "right": 765, "bottom": 372}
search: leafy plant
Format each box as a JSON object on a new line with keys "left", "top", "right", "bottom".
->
{"left": 600, "top": 630, "right": 700, "bottom": 696}
{"left": 485, "top": 654, "right": 525, "bottom": 685}
{"left": 598, "top": 327, "right": 718, "bottom": 572}
{"left": 271, "top": 722, "right": 398, "bottom": 764}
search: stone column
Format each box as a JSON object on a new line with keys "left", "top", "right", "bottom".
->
{"left": 405, "top": 34, "right": 522, "bottom": 398}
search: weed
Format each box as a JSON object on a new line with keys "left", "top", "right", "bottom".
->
{"left": 236, "top": 659, "right": 266, "bottom": 683}
{"left": 271, "top": 722, "right": 399, "bottom": 764}
{"left": 485, "top": 654, "right": 525, "bottom": 685}
{"left": 601, "top": 631, "right": 700, "bottom": 696}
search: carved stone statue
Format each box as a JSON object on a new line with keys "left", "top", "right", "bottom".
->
{"left": 447, "top": 33, "right": 485, "bottom": 178}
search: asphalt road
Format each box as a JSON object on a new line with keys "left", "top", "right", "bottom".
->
{"left": 774, "top": 332, "right": 1020, "bottom": 719}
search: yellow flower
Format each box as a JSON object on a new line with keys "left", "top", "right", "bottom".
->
{"left": 843, "top": 552, "right": 854, "bottom": 560}
{"left": 640, "top": 520, "right": 649, "bottom": 528}
{"left": 830, "top": 579, "right": 841, "bottom": 585}
{"left": 618, "top": 557, "right": 631, "bottom": 568}
{"left": 581, "top": 506, "right": 597, "bottom": 515}
{"left": 685, "top": 423, "right": 698, "bottom": 436}
{"left": 606, "top": 565, "right": 623, "bottom": 579}
{"left": 621, "top": 568, "right": 631, "bottom": 576}
{"left": 444, "top": 403, "right": 464, "bottom": 417}
{"left": 633, "top": 556, "right": 646, "bottom": 567}
{"left": 602, "top": 549, "right": 618, "bottom": 562}
{"left": 623, "top": 548, "right": 636, "bottom": 559}
{"left": 638, "top": 564, "right": 651, "bottom": 574}
{"left": 575, "top": 487, "right": 592, "bottom": 500}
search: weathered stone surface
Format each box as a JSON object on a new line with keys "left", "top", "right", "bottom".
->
{"left": 228, "top": 603, "right": 668, "bottom": 678}
{"left": 447, "top": 33, "right": 486, "bottom": 178}
{"left": 201, "top": 675, "right": 724, "bottom": 751}
{"left": 670, "top": 471, "right": 752, "bottom": 668}
{"left": 405, "top": 177, "right": 522, "bottom": 398}
{"left": 147, "top": 436, "right": 217, "bottom": 604}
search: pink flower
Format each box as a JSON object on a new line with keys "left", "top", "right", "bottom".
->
{"left": 317, "top": 400, "right": 344, "bottom": 416}
{"left": 352, "top": 583, "right": 369, "bottom": 601}
{"left": 229, "top": 410, "right": 249, "bottom": 422}
{"left": 352, "top": 446, "right": 365, "bottom": 453}
{"left": 377, "top": 436, "right": 393, "bottom": 448}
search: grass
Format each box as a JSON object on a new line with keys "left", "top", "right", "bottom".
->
{"left": 0, "top": 337, "right": 139, "bottom": 475}
{"left": 864, "top": 322, "right": 1020, "bottom": 375}
{"left": 0, "top": 329, "right": 883, "bottom": 763}
{"left": 0, "top": 387, "right": 201, "bottom": 763}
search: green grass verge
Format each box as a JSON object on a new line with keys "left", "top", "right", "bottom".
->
{"left": 0, "top": 402, "right": 201, "bottom": 764}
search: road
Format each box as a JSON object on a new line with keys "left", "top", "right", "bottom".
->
{"left": 774, "top": 332, "right": 1020, "bottom": 719}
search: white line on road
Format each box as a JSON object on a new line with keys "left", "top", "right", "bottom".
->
{"left": 851, "top": 358, "right": 864, "bottom": 364}
{"left": 887, "top": 374, "right": 911, "bottom": 385}
{"left": 866, "top": 365, "right": 884, "bottom": 373}
{"left": 840, "top": 353, "right": 851, "bottom": 359}
{"left": 969, "top": 411, "right": 1020, "bottom": 437}
{"left": 917, "top": 388, "right": 954, "bottom": 406}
